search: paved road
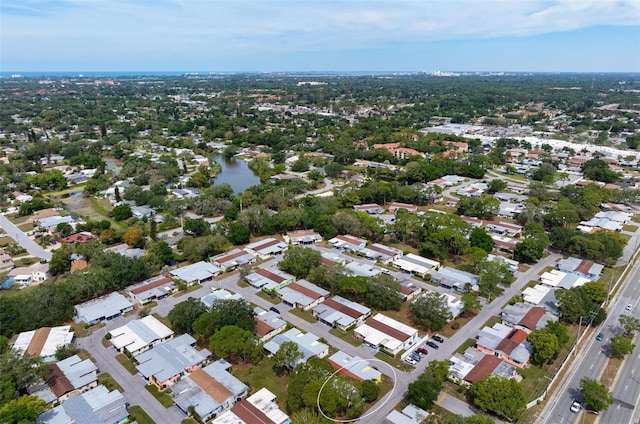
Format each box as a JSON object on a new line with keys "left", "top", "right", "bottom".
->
{"left": 538, "top": 257, "right": 640, "bottom": 424}
{"left": 75, "top": 317, "right": 185, "bottom": 424}
{"left": 0, "top": 214, "right": 52, "bottom": 260}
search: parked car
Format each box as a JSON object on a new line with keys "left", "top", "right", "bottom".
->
{"left": 626, "top": 304, "right": 633, "bottom": 311}
{"left": 570, "top": 401, "right": 581, "bottom": 413}
{"left": 416, "top": 347, "right": 428, "bottom": 355}
{"left": 410, "top": 354, "right": 421, "bottom": 362}
{"left": 404, "top": 357, "right": 417, "bottom": 365}
{"left": 432, "top": 335, "right": 444, "bottom": 343}
{"left": 596, "top": 332, "right": 604, "bottom": 341}
{"left": 426, "top": 341, "right": 440, "bottom": 350}
{"left": 270, "top": 306, "right": 281, "bottom": 314}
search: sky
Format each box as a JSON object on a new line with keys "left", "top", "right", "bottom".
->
{"left": 1, "top": 0, "right": 639, "bottom": 73}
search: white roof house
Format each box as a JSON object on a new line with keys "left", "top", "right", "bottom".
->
{"left": 170, "top": 261, "right": 221, "bottom": 285}
{"left": 312, "top": 296, "right": 371, "bottom": 330}
{"left": 393, "top": 253, "right": 440, "bottom": 277}
{"left": 211, "top": 248, "right": 257, "bottom": 270}
{"left": 264, "top": 328, "right": 328, "bottom": 364}
{"left": 360, "top": 243, "right": 403, "bottom": 264}
{"left": 212, "top": 388, "right": 290, "bottom": 424}
{"left": 12, "top": 325, "right": 74, "bottom": 361}
{"left": 284, "top": 230, "right": 323, "bottom": 245}
{"left": 75, "top": 292, "right": 134, "bottom": 325}
{"left": 201, "top": 289, "right": 243, "bottom": 307}
{"left": 244, "top": 238, "right": 288, "bottom": 259}
{"left": 557, "top": 257, "right": 604, "bottom": 280}
{"left": 328, "top": 351, "right": 382, "bottom": 382}
{"left": 354, "top": 313, "right": 419, "bottom": 355}
{"left": 43, "top": 354, "right": 98, "bottom": 401}
{"left": 127, "top": 275, "right": 176, "bottom": 305}
{"left": 345, "top": 261, "right": 385, "bottom": 277}
{"left": 522, "top": 284, "right": 553, "bottom": 306}
{"left": 245, "top": 267, "right": 295, "bottom": 291}
{"left": 594, "top": 211, "right": 631, "bottom": 223}
{"left": 277, "top": 279, "right": 329, "bottom": 310}
{"left": 539, "top": 270, "right": 590, "bottom": 289}
{"left": 109, "top": 315, "right": 175, "bottom": 356}
{"left": 328, "top": 234, "right": 367, "bottom": 251}
{"left": 37, "top": 385, "right": 128, "bottom": 424}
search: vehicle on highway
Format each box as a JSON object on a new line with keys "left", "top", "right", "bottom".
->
{"left": 404, "top": 357, "right": 417, "bottom": 365}
{"left": 570, "top": 401, "right": 581, "bottom": 413}
{"left": 426, "top": 341, "right": 440, "bottom": 350}
{"left": 416, "top": 347, "right": 428, "bottom": 355}
{"left": 596, "top": 332, "right": 604, "bottom": 341}
{"left": 432, "top": 335, "right": 444, "bottom": 343}
{"left": 626, "top": 304, "right": 633, "bottom": 311}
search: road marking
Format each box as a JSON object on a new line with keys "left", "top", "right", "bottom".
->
{"left": 633, "top": 369, "right": 636, "bottom": 375}
{"left": 626, "top": 385, "right": 629, "bottom": 391}
{"left": 590, "top": 364, "right": 594, "bottom": 369}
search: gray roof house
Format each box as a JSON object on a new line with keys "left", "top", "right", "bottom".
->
{"left": 171, "top": 359, "right": 249, "bottom": 422}
{"left": 284, "top": 230, "right": 323, "bottom": 245}
{"left": 171, "top": 261, "right": 221, "bottom": 286}
{"left": 264, "top": 328, "right": 328, "bottom": 365}
{"left": 37, "top": 385, "right": 128, "bottom": 424}
{"left": 74, "top": 293, "right": 134, "bottom": 325}
{"left": 211, "top": 248, "right": 257, "bottom": 270}
{"left": 328, "top": 351, "right": 382, "bottom": 382}
{"left": 244, "top": 238, "right": 288, "bottom": 259}
{"left": 245, "top": 267, "right": 295, "bottom": 291}
{"left": 431, "top": 267, "right": 480, "bottom": 292}
{"left": 360, "top": 243, "right": 403, "bottom": 264}
{"left": 312, "top": 296, "right": 371, "bottom": 331}
{"left": 557, "top": 257, "right": 604, "bottom": 280}
{"left": 277, "top": 279, "right": 329, "bottom": 310}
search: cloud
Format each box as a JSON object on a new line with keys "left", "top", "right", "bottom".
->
{"left": 1, "top": 0, "right": 638, "bottom": 70}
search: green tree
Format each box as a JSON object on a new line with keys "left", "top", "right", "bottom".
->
{"left": 209, "top": 325, "right": 261, "bottom": 364}
{"left": 514, "top": 238, "right": 545, "bottom": 263}
{"left": 581, "top": 281, "right": 607, "bottom": 304}
{"left": 469, "top": 228, "right": 494, "bottom": 253}
{"left": 167, "top": 298, "right": 208, "bottom": 334}
{"left": 554, "top": 289, "right": 583, "bottom": 324}
{"left": 55, "top": 222, "right": 73, "bottom": 237}
{"left": 461, "top": 293, "right": 482, "bottom": 317}
{"left": 0, "top": 395, "right": 46, "bottom": 423}
{"left": 470, "top": 375, "right": 526, "bottom": 421}
{"left": 183, "top": 218, "right": 210, "bottom": 237}
{"left": 528, "top": 330, "right": 560, "bottom": 366}
{"left": 0, "top": 350, "right": 48, "bottom": 405}
{"left": 228, "top": 222, "right": 251, "bottom": 245}
{"left": 580, "top": 377, "right": 613, "bottom": 412}
{"left": 488, "top": 179, "right": 507, "bottom": 194}
{"left": 407, "top": 361, "right": 449, "bottom": 410}
{"left": 54, "top": 344, "right": 80, "bottom": 361}
{"left": 476, "top": 258, "right": 514, "bottom": 299}
{"left": 544, "top": 321, "right": 570, "bottom": 346}
{"left": 278, "top": 247, "right": 322, "bottom": 279}
{"left": 619, "top": 315, "right": 640, "bottom": 336}
{"left": 112, "top": 203, "right": 132, "bottom": 221}
{"left": 49, "top": 243, "right": 72, "bottom": 275}
{"left": 359, "top": 379, "right": 380, "bottom": 402}
{"left": 610, "top": 335, "right": 635, "bottom": 358}
{"left": 410, "top": 292, "right": 453, "bottom": 331}
{"left": 192, "top": 299, "right": 256, "bottom": 338}
{"left": 272, "top": 341, "right": 304, "bottom": 375}
{"left": 123, "top": 227, "right": 145, "bottom": 248}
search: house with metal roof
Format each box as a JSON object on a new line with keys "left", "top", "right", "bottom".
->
{"left": 360, "top": 243, "right": 403, "bottom": 264}
{"left": 431, "top": 267, "right": 480, "bottom": 292}
{"left": 486, "top": 254, "right": 519, "bottom": 274}
{"left": 136, "top": 334, "right": 211, "bottom": 387}
{"left": 263, "top": 328, "right": 328, "bottom": 365}
{"left": 539, "top": 270, "right": 589, "bottom": 289}
{"left": 485, "top": 222, "right": 523, "bottom": 237}
{"left": 284, "top": 230, "right": 323, "bottom": 245}
{"left": 353, "top": 203, "right": 385, "bottom": 215}
{"left": 449, "top": 347, "right": 517, "bottom": 386}
{"left": 12, "top": 325, "right": 74, "bottom": 362}
{"left": 557, "top": 257, "right": 604, "bottom": 281}
{"left": 393, "top": 253, "right": 440, "bottom": 278}
{"left": 43, "top": 355, "right": 98, "bottom": 402}
{"left": 244, "top": 238, "right": 288, "bottom": 259}
{"left": 328, "top": 234, "right": 367, "bottom": 252}
{"left": 345, "top": 261, "right": 385, "bottom": 277}
{"left": 127, "top": 275, "right": 176, "bottom": 305}
{"left": 170, "top": 261, "right": 221, "bottom": 286}
{"left": 171, "top": 359, "right": 249, "bottom": 422}
{"left": 254, "top": 307, "right": 287, "bottom": 342}
{"left": 211, "top": 248, "right": 257, "bottom": 270}
{"left": 109, "top": 315, "right": 175, "bottom": 356}
{"left": 245, "top": 267, "right": 294, "bottom": 291}
{"left": 312, "top": 296, "right": 371, "bottom": 331}
{"left": 388, "top": 202, "right": 418, "bottom": 214}
{"left": 476, "top": 323, "right": 532, "bottom": 368}
{"left": 500, "top": 303, "right": 557, "bottom": 333}
{"left": 354, "top": 313, "right": 419, "bottom": 355}
{"left": 328, "top": 351, "right": 382, "bottom": 382}
{"left": 383, "top": 404, "right": 429, "bottom": 424}
{"left": 37, "top": 385, "right": 128, "bottom": 424}
{"left": 201, "top": 289, "right": 243, "bottom": 307}
{"left": 277, "top": 280, "right": 329, "bottom": 310}
{"left": 212, "top": 388, "right": 290, "bottom": 424}
{"left": 74, "top": 293, "right": 134, "bottom": 325}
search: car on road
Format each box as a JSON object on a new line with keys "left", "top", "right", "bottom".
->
{"left": 570, "top": 401, "right": 581, "bottom": 413}
{"left": 416, "top": 347, "right": 428, "bottom": 355}
{"left": 270, "top": 306, "right": 281, "bottom": 314}
{"left": 596, "top": 332, "right": 604, "bottom": 341}
{"left": 432, "top": 335, "right": 444, "bottom": 343}
{"left": 626, "top": 304, "right": 633, "bottom": 311}
{"left": 404, "top": 357, "right": 417, "bottom": 365}
{"left": 426, "top": 341, "right": 440, "bottom": 350}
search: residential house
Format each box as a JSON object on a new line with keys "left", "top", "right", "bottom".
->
{"left": 485, "top": 222, "right": 523, "bottom": 237}
{"left": 360, "top": 243, "right": 403, "bottom": 264}
{"left": 383, "top": 404, "right": 429, "bottom": 424}
{"left": 345, "top": 261, "right": 386, "bottom": 277}
{"left": 244, "top": 238, "right": 288, "bottom": 259}
{"left": 109, "top": 315, "right": 175, "bottom": 356}
{"left": 212, "top": 388, "right": 290, "bottom": 424}
{"left": 577, "top": 217, "right": 622, "bottom": 233}
{"left": 136, "top": 334, "right": 210, "bottom": 387}
{"left": 539, "top": 270, "right": 589, "bottom": 289}
{"left": 431, "top": 267, "right": 480, "bottom": 292}
{"left": 75, "top": 292, "right": 134, "bottom": 325}
{"left": 104, "top": 243, "right": 145, "bottom": 259}
{"left": 492, "top": 235, "right": 520, "bottom": 255}
{"left": 522, "top": 284, "right": 556, "bottom": 309}
{"left": 264, "top": 328, "right": 329, "bottom": 365}
{"left": 353, "top": 204, "right": 385, "bottom": 215}
{"left": 486, "top": 254, "right": 519, "bottom": 273}
{"left": 43, "top": 355, "right": 98, "bottom": 402}
{"left": 449, "top": 347, "right": 517, "bottom": 386}
{"left": 284, "top": 230, "right": 323, "bottom": 245}
{"left": 328, "top": 234, "right": 367, "bottom": 252}
{"left": 594, "top": 211, "right": 631, "bottom": 224}
{"left": 500, "top": 303, "right": 557, "bottom": 333}
{"left": 36, "top": 215, "right": 75, "bottom": 231}
{"left": 171, "top": 359, "right": 249, "bottom": 422}
{"left": 60, "top": 232, "right": 98, "bottom": 244}
{"left": 328, "top": 351, "right": 382, "bottom": 382}
{"left": 170, "top": 261, "right": 221, "bottom": 286}
{"left": 557, "top": 257, "right": 604, "bottom": 281}
{"left": 12, "top": 325, "right": 75, "bottom": 362}
{"left": 399, "top": 281, "right": 423, "bottom": 302}
{"left": 254, "top": 307, "right": 287, "bottom": 342}
{"left": 37, "top": 386, "right": 128, "bottom": 424}
{"left": 460, "top": 216, "right": 483, "bottom": 228}
{"left": 127, "top": 275, "right": 176, "bottom": 305}
{"left": 313, "top": 296, "right": 371, "bottom": 330}
{"left": 245, "top": 267, "right": 295, "bottom": 291}
{"left": 8, "top": 263, "right": 50, "bottom": 287}
{"left": 393, "top": 254, "right": 440, "bottom": 278}
{"left": 201, "top": 289, "right": 243, "bottom": 307}
{"left": 476, "top": 323, "right": 532, "bottom": 368}
{"left": 132, "top": 206, "right": 155, "bottom": 219}
{"left": 277, "top": 280, "right": 329, "bottom": 310}
{"left": 354, "top": 313, "right": 419, "bottom": 355}
{"left": 388, "top": 202, "right": 418, "bottom": 214}
{"left": 0, "top": 252, "right": 14, "bottom": 271}
{"left": 211, "top": 248, "right": 257, "bottom": 270}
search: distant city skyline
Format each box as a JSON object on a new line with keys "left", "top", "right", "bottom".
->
{"left": 2, "top": 0, "right": 639, "bottom": 73}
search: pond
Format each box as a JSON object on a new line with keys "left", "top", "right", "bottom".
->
{"left": 212, "top": 156, "right": 261, "bottom": 194}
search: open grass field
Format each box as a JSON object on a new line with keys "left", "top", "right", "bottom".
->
{"left": 128, "top": 406, "right": 155, "bottom": 424}
{"left": 232, "top": 358, "right": 290, "bottom": 410}
{"left": 145, "top": 384, "right": 174, "bottom": 408}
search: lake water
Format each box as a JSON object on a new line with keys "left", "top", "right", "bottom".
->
{"left": 212, "top": 156, "right": 261, "bottom": 194}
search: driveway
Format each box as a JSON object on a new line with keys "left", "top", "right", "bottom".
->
{"left": 0, "top": 214, "right": 52, "bottom": 260}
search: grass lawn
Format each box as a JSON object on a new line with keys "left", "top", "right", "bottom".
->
{"left": 633, "top": 216, "right": 640, "bottom": 224}
{"left": 289, "top": 307, "right": 317, "bottom": 323}
{"left": 329, "top": 328, "right": 362, "bottom": 347}
{"left": 145, "top": 384, "right": 174, "bottom": 408}
{"left": 14, "top": 257, "right": 38, "bottom": 267}
{"left": 439, "top": 314, "right": 474, "bottom": 338}
{"left": 152, "top": 313, "right": 172, "bottom": 329}
{"left": 116, "top": 353, "right": 138, "bottom": 375}
{"left": 623, "top": 224, "right": 638, "bottom": 233}
{"left": 181, "top": 419, "right": 199, "bottom": 424}
{"left": 600, "top": 356, "right": 623, "bottom": 387}
{"left": 256, "top": 290, "right": 281, "bottom": 305}
{"left": 98, "top": 373, "right": 124, "bottom": 393}
{"left": 128, "top": 406, "right": 155, "bottom": 424}
{"left": 456, "top": 338, "right": 477, "bottom": 354}
{"left": 173, "top": 284, "right": 203, "bottom": 297}
{"left": 374, "top": 351, "right": 413, "bottom": 372}
{"left": 68, "top": 321, "right": 105, "bottom": 338}
{"left": 0, "top": 237, "right": 14, "bottom": 247}
{"left": 18, "top": 222, "right": 35, "bottom": 232}
{"left": 379, "top": 302, "right": 414, "bottom": 329}
{"left": 232, "top": 358, "right": 290, "bottom": 410}
{"left": 480, "top": 316, "right": 500, "bottom": 330}
{"left": 76, "top": 349, "right": 93, "bottom": 361}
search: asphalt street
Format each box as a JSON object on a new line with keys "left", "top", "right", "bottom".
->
{"left": 0, "top": 214, "right": 52, "bottom": 260}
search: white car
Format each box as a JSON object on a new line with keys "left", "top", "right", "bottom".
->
{"left": 570, "top": 401, "right": 581, "bottom": 413}
{"left": 626, "top": 304, "right": 633, "bottom": 311}
{"left": 404, "top": 357, "right": 417, "bottom": 365}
